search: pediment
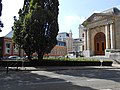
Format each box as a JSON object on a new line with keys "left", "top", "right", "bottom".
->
{"left": 87, "top": 13, "right": 112, "bottom": 23}
{"left": 82, "top": 13, "right": 112, "bottom": 26}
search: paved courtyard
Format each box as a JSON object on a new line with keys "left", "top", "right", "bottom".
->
{"left": 0, "top": 65, "right": 120, "bottom": 90}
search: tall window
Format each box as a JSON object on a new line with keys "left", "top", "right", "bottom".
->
{"left": 82, "top": 45, "right": 84, "bottom": 51}
{"left": 5, "top": 42, "right": 11, "bottom": 54}
{"left": 82, "top": 33, "right": 84, "bottom": 37}
{"left": 97, "top": 43, "right": 99, "bottom": 51}
{"left": 14, "top": 45, "right": 19, "bottom": 54}
{"left": 102, "top": 42, "right": 104, "bottom": 51}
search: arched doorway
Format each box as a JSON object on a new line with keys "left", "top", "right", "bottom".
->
{"left": 94, "top": 32, "right": 106, "bottom": 55}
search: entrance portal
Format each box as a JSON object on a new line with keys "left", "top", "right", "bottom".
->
{"left": 94, "top": 32, "right": 106, "bottom": 55}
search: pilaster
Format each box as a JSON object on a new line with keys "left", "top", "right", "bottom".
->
{"left": 84, "top": 29, "right": 87, "bottom": 50}
{"left": 105, "top": 25, "right": 111, "bottom": 49}
{"left": 110, "top": 23, "right": 115, "bottom": 49}
{"left": 87, "top": 29, "right": 90, "bottom": 50}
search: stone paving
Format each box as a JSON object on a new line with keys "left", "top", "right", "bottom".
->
{"left": 0, "top": 64, "right": 120, "bottom": 90}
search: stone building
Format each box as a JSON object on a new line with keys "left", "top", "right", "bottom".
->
{"left": 46, "top": 41, "right": 67, "bottom": 57}
{"left": 78, "top": 24, "right": 85, "bottom": 51}
{"left": 57, "top": 31, "right": 73, "bottom": 54}
{"left": 82, "top": 7, "right": 120, "bottom": 57}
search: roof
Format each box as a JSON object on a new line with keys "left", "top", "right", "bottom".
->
{"left": 82, "top": 7, "right": 120, "bottom": 26}
{"left": 102, "top": 7, "right": 120, "bottom": 15}
{"left": 58, "top": 32, "right": 69, "bottom": 34}
{"left": 5, "top": 30, "right": 13, "bottom": 38}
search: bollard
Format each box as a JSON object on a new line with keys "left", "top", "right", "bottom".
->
{"left": 100, "top": 60, "right": 103, "bottom": 66}
{"left": 6, "top": 61, "right": 9, "bottom": 74}
{"left": 16, "top": 60, "right": 19, "bottom": 71}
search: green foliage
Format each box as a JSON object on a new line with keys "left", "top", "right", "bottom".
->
{"left": 0, "top": 0, "right": 3, "bottom": 32}
{"left": 43, "top": 57, "right": 113, "bottom": 62}
{"left": 12, "top": 0, "right": 59, "bottom": 60}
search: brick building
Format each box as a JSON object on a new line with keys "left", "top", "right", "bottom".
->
{"left": 0, "top": 31, "right": 67, "bottom": 58}
{"left": 0, "top": 37, "right": 19, "bottom": 58}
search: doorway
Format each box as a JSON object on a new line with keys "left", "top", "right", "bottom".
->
{"left": 94, "top": 32, "right": 106, "bottom": 55}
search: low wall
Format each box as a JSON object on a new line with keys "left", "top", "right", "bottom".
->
{"left": 105, "top": 49, "right": 120, "bottom": 63}
{"left": 83, "top": 50, "right": 91, "bottom": 57}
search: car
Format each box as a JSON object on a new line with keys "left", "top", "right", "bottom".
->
{"left": 8, "top": 56, "right": 21, "bottom": 60}
{"left": 0, "top": 57, "right": 3, "bottom": 60}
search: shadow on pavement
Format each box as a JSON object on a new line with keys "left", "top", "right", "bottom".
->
{"left": 0, "top": 70, "right": 96, "bottom": 90}
{"left": 51, "top": 67, "right": 120, "bottom": 83}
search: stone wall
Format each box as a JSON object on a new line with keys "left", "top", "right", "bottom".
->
{"left": 115, "top": 16, "right": 120, "bottom": 49}
{"left": 106, "top": 49, "right": 120, "bottom": 63}
{"left": 89, "top": 25, "right": 106, "bottom": 56}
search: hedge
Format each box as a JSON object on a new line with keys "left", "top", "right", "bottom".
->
{"left": 0, "top": 59, "right": 113, "bottom": 67}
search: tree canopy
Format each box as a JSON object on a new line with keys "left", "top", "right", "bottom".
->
{"left": 12, "top": 0, "right": 59, "bottom": 60}
{"left": 0, "top": 0, "right": 3, "bottom": 32}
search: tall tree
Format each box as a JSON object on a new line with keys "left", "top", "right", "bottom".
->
{"left": 30, "top": 0, "right": 59, "bottom": 60}
{"left": 13, "top": 0, "right": 59, "bottom": 60}
{"left": 13, "top": 0, "right": 35, "bottom": 60}
{"left": 0, "top": 0, "right": 3, "bottom": 32}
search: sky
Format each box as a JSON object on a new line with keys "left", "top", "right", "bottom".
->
{"left": 0, "top": 0, "right": 120, "bottom": 38}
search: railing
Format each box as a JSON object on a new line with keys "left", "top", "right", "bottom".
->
{"left": 0, "top": 59, "right": 25, "bottom": 74}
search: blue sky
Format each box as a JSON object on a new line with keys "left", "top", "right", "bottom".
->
{"left": 0, "top": 0, "right": 120, "bottom": 38}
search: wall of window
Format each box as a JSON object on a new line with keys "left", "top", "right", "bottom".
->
{"left": 5, "top": 42, "right": 11, "bottom": 54}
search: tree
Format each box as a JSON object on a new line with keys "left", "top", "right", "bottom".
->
{"left": 0, "top": 0, "right": 3, "bottom": 32}
{"left": 13, "top": 0, "right": 35, "bottom": 60}
{"left": 29, "top": 0, "right": 59, "bottom": 60}
{"left": 13, "top": 0, "right": 59, "bottom": 60}
{"left": 12, "top": 16, "right": 23, "bottom": 56}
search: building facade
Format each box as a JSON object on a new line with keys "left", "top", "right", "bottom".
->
{"left": 46, "top": 41, "right": 67, "bottom": 57}
{"left": 0, "top": 31, "right": 68, "bottom": 58}
{"left": 0, "top": 37, "right": 19, "bottom": 58}
{"left": 78, "top": 24, "right": 85, "bottom": 51}
{"left": 73, "top": 38, "right": 83, "bottom": 52}
{"left": 82, "top": 7, "right": 120, "bottom": 57}
{"left": 57, "top": 31, "right": 74, "bottom": 54}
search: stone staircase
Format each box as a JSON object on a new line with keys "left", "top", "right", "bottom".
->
{"left": 89, "top": 56, "right": 120, "bottom": 64}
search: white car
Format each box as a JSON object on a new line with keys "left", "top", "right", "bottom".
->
{"left": 8, "top": 56, "right": 21, "bottom": 60}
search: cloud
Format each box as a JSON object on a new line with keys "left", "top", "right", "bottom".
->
{"left": 0, "top": 0, "right": 24, "bottom": 37}
{"left": 64, "top": 16, "right": 80, "bottom": 28}
{"left": 58, "top": 15, "right": 85, "bottom": 38}
{"left": 59, "top": 15, "right": 85, "bottom": 30}
{"left": 116, "top": 5, "right": 120, "bottom": 9}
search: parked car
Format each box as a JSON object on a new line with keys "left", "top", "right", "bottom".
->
{"left": 24, "top": 56, "right": 38, "bottom": 60}
{"left": 0, "top": 57, "right": 3, "bottom": 60}
{"left": 8, "top": 56, "right": 21, "bottom": 60}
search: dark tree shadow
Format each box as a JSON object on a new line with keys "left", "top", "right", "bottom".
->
{"left": 51, "top": 67, "right": 120, "bottom": 83}
{"left": 0, "top": 70, "right": 96, "bottom": 90}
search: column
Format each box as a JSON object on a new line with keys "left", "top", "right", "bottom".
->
{"left": 110, "top": 23, "right": 115, "bottom": 49}
{"left": 105, "top": 24, "right": 110, "bottom": 49}
{"left": 84, "top": 29, "right": 87, "bottom": 50}
{"left": 87, "top": 29, "right": 90, "bottom": 50}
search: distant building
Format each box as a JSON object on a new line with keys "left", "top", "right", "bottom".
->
{"left": 56, "top": 31, "right": 74, "bottom": 54}
{"left": 0, "top": 31, "right": 68, "bottom": 58}
{"left": 0, "top": 37, "right": 21, "bottom": 58}
{"left": 57, "top": 32, "right": 69, "bottom": 41}
{"left": 73, "top": 38, "right": 83, "bottom": 52}
{"left": 79, "top": 24, "right": 84, "bottom": 40}
{"left": 78, "top": 24, "right": 85, "bottom": 51}
{"left": 46, "top": 41, "right": 67, "bottom": 57}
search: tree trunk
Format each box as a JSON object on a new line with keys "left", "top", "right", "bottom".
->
{"left": 25, "top": 47, "right": 32, "bottom": 61}
{"left": 38, "top": 52, "right": 44, "bottom": 60}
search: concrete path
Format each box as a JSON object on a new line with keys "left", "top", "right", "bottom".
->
{"left": 0, "top": 64, "right": 120, "bottom": 90}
